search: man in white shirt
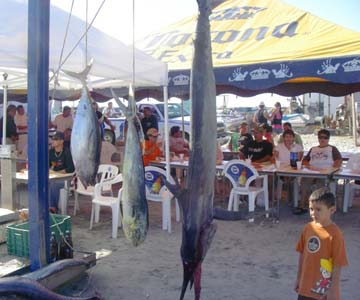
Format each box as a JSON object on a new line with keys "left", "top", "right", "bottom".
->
{"left": 52, "top": 106, "right": 73, "bottom": 133}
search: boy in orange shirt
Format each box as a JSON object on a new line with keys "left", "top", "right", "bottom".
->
{"left": 295, "top": 187, "right": 348, "bottom": 300}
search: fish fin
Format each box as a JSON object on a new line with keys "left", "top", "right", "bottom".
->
{"left": 62, "top": 58, "right": 94, "bottom": 86}
{"left": 110, "top": 88, "right": 129, "bottom": 116}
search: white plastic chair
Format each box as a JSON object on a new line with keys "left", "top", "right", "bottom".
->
{"left": 223, "top": 159, "right": 269, "bottom": 222}
{"left": 144, "top": 166, "right": 180, "bottom": 233}
{"left": 73, "top": 164, "right": 119, "bottom": 215}
{"left": 343, "top": 182, "right": 358, "bottom": 212}
{"left": 342, "top": 155, "right": 360, "bottom": 212}
{"left": 89, "top": 173, "right": 123, "bottom": 239}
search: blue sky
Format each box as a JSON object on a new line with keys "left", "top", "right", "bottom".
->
{"left": 52, "top": 0, "right": 360, "bottom": 44}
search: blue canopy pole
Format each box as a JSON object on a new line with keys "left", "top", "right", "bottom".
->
{"left": 27, "top": 0, "right": 50, "bottom": 270}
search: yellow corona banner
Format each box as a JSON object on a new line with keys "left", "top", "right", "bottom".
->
{"left": 137, "top": 0, "right": 360, "bottom": 96}
{"left": 139, "top": 0, "right": 360, "bottom": 71}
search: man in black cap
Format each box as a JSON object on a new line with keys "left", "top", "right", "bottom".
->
{"left": 49, "top": 131, "right": 75, "bottom": 212}
{"left": 141, "top": 106, "right": 158, "bottom": 136}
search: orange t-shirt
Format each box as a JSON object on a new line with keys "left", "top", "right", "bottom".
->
{"left": 296, "top": 222, "right": 348, "bottom": 300}
{"left": 142, "top": 140, "right": 162, "bottom": 166}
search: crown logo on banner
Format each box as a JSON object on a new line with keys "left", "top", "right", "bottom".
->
{"left": 342, "top": 58, "right": 360, "bottom": 72}
{"left": 172, "top": 74, "right": 190, "bottom": 86}
{"left": 250, "top": 68, "right": 271, "bottom": 80}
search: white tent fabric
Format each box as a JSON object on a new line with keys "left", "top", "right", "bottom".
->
{"left": 0, "top": 0, "right": 167, "bottom": 91}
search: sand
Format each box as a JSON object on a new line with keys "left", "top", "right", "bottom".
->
{"left": 69, "top": 189, "right": 360, "bottom": 300}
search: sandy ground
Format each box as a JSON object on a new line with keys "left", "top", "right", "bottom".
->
{"left": 1, "top": 134, "right": 359, "bottom": 299}
{"left": 65, "top": 186, "right": 360, "bottom": 300}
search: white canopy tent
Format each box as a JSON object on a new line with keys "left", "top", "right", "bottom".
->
{"left": 0, "top": 0, "right": 168, "bottom": 97}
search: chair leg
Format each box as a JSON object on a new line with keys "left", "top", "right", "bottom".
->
{"left": 89, "top": 203, "right": 95, "bottom": 230}
{"left": 95, "top": 204, "right": 100, "bottom": 223}
{"left": 248, "top": 194, "right": 256, "bottom": 222}
{"left": 161, "top": 201, "right": 168, "bottom": 231}
{"left": 227, "top": 190, "right": 234, "bottom": 211}
{"left": 233, "top": 193, "right": 240, "bottom": 211}
{"left": 111, "top": 203, "right": 118, "bottom": 239}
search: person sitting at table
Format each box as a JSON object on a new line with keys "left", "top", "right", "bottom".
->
{"left": 49, "top": 131, "right": 75, "bottom": 213}
{"left": 142, "top": 128, "right": 163, "bottom": 167}
{"left": 240, "top": 125, "right": 273, "bottom": 163}
{"left": 273, "top": 129, "right": 303, "bottom": 164}
{"left": 169, "top": 126, "right": 189, "bottom": 156}
{"left": 228, "top": 121, "right": 253, "bottom": 154}
{"left": 273, "top": 129, "right": 303, "bottom": 203}
{"left": 295, "top": 129, "right": 342, "bottom": 215}
{"left": 277, "top": 122, "right": 303, "bottom": 147}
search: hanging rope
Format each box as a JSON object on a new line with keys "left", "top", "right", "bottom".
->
{"left": 49, "top": 0, "right": 107, "bottom": 84}
{"left": 50, "top": 0, "right": 75, "bottom": 101}
{"left": 85, "top": 0, "right": 88, "bottom": 64}
{"left": 131, "top": 0, "right": 136, "bottom": 115}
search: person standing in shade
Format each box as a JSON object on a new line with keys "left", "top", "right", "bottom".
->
{"left": 49, "top": 131, "right": 75, "bottom": 213}
{"left": 15, "top": 105, "right": 28, "bottom": 157}
{"left": 0, "top": 104, "right": 18, "bottom": 145}
{"left": 141, "top": 106, "right": 158, "bottom": 136}
{"left": 253, "top": 101, "right": 269, "bottom": 127}
{"left": 268, "top": 102, "right": 283, "bottom": 134}
{"left": 103, "top": 102, "right": 114, "bottom": 118}
{"left": 52, "top": 106, "right": 73, "bottom": 133}
{"left": 92, "top": 102, "right": 115, "bottom": 140}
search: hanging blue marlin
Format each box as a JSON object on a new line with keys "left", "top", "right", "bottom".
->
{"left": 111, "top": 86, "right": 148, "bottom": 246}
{"left": 166, "top": 1, "right": 217, "bottom": 299}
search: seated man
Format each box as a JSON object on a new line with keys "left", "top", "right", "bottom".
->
{"left": 241, "top": 125, "right": 273, "bottom": 163}
{"left": 49, "top": 131, "right": 75, "bottom": 212}
{"left": 295, "top": 129, "right": 342, "bottom": 214}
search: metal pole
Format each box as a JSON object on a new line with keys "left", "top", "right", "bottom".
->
{"left": 2, "top": 73, "right": 8, "bottom": 145}
{"left": 163, "top": 85, "right": 171, "bottom": 232}
{"left": 27, "top": 0, "right": 50, "bottom": 270}
{"left": 351, "top": 94, "right": 357, "bottom": 146}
